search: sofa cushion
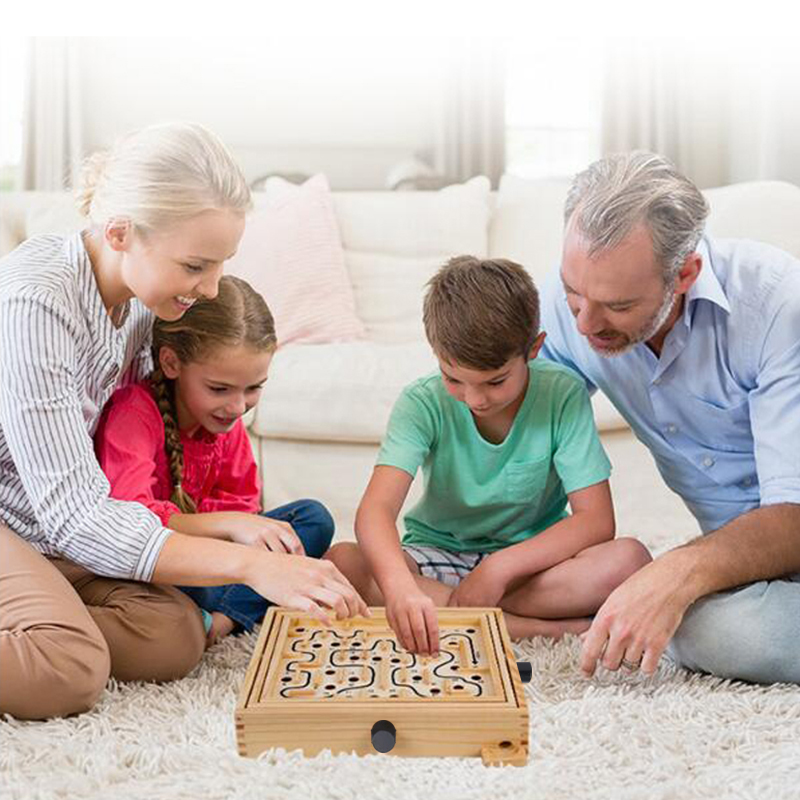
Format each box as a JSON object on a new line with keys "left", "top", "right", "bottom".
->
{"left": 333, "top": 177, "right": 492, "bottom": 343}
{"left": 228, "top": 175, "right": 366, "bottom": 346}
{"left": 251, "top": 341, "right": 628, "bottom": 443}
{"left": 489, "top": 175, "right": 570, "bottom": 285}
{"left": 251, "top": 341, "right": 439, "bottom": 442}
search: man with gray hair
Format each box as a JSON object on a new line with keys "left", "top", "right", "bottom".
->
{"left": 540, "top": 151, "right": 800, "bottom": 684}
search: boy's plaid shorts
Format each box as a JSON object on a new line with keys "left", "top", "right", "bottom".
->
{"left": 402, "top": 544, "right": 491, "bottom": 587}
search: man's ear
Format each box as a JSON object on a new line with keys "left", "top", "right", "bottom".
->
{"left": 158, "top": 346, "right": 182, "bottom": 379}
{"left": 527, "top": 331, "right": 547, "bottom": 361}
{"left": 675, "top": 252, "right": 702, "bottom": 296}
{"left": 104, "top": 218, "right": 133, "bottom": 253}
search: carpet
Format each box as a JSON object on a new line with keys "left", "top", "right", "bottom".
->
{"left": 3, "top": 432, "right": 799, "bottom": 799}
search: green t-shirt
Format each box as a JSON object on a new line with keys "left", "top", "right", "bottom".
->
{"left": 376, "top": 359, "right": 612, "bottom": 552}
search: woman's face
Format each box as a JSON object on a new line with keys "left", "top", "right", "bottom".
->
{"left": 121, "top": 208, "right": 246, "bottom": 320}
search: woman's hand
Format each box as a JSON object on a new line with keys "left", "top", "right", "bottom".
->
{"left": 227, "top": 513, "right": 305, "bottom": 555}
{"left": 245, "top": 551, "right": 370, "bottom": 625}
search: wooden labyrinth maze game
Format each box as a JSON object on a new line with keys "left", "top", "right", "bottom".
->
{"left": 236, "top": 607, "right": 531, "bottom": 766}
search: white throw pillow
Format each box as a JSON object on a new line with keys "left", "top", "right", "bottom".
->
{"left": 489, "top": 174, "right": 571, "bottom": 287}
{"left": 332, "top": 176, "right": 492, "bottom": 344}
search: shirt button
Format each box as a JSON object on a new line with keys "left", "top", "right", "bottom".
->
{"left": 667, "top": 424, "right": 677, "bottom": 434}
{"left": 702, "top": 456, "right": 715, "bottom": 468}
{"left": 653, "top": 377, "right": 662, "bottom": 385}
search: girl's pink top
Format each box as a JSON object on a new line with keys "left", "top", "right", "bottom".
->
{"left": 94, "top": 381, "right": 261, "bottom": 526}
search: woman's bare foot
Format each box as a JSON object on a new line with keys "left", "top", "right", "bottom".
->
{"left": 206, "top": 612, "right": 236, "bottom": 647}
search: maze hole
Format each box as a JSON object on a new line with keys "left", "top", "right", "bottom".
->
{"left": 312, "top": 643, "right": 322, "bottom": 649}
{"left": 372, "top": 656, "right": 382, "bottom": 662}
{"left": 499, "top": 741, "right": 513, "bottom": 749}
{"left": 431, "top": 688, "right": 441, "bottom": 695}
{"left": 452, "top": 665, "right": 459, "bottom": 670}
{"left": 466, "top": 628, "right": 476, "bottom": 633}
{"left": 325, "top": 684, "right": 336, "bottom": 690}
{"left": 350, "top": 655, "right": 359, "bottom": 661}
{"left": 391, "top": 658, "right": 401, "bottom": 664}
{"left": 331, "top": 642, "right": 340, "bottom": 648}
{"left": 471, "top": 675, "right": 482, "bottom": 681}
{"left": 454, "top": 684, "right": 464, "bottom": 690}
{"left": 349, "top": 676, "right": 359, "bottom": 682}
{"left": 412, "top": 675, "right": 422, "bottom": 681}
{"left": 281, "top": 676, "right": 291, "bottom": 683}
{"left": 325, "top": 669, "right": 335, "bottom": 676}
{"left": 296, "top": 627, "right": 306, "bottom": 633}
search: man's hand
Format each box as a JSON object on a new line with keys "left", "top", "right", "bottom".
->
{"left": 580, "top": 552, "right": 696, "bottom": 677}
{"left": 447, "top": 553, "right": 511, "bottom": 609}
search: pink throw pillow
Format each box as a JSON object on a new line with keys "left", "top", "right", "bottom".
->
{"left": 226, "top": 174, "right": 365, "bottom": 347}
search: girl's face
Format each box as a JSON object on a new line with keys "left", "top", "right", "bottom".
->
{"left": 119, "top": 209, "right": 246, "bottom": 320}
{"left": 160, "top": 343, "right": 273, "bottom": 436}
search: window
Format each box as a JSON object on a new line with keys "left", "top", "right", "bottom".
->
{"left": 0, "top": 37, "right": 27, "bottom": 191}
{"left": 505, "top": 38, "right": 604, "bottom": 179}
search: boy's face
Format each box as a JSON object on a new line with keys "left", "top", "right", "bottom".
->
{"left": 437, "top": 333, "right": 546, "bottom": 420}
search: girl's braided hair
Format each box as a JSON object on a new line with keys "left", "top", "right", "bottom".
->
{"left": 150, "top": 275, "right": 276, "bottom": 513}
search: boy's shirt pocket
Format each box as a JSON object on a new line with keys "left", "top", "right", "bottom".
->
{"left": 505, "top": 456, "right": 552, "bottom": 506}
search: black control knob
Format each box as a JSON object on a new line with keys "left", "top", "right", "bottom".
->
{"left": 517, "top": 661, "right": 532, "bottom": 683}
{"left": 371, "top": 719, "right": 396, "bottom": 753}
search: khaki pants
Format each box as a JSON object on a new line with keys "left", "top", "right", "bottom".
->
{"left": 0, "top": 523, "right": 206, "bottom": 719}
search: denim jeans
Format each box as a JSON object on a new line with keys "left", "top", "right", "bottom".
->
{"left": 666, "top": 572, "right": 800, "bottom": 684}
{"left": 179, "top": 499, "right": 334, "bottom": 633}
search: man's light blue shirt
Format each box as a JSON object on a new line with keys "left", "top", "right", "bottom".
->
{"left": 540, "top": 236, "right": 800, "bottom": 534}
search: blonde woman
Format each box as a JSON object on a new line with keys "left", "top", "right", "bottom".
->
{"left": 0, "top": 122, "right": 367, "bottom": 720}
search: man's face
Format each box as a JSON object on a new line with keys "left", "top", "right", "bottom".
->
{"left": 560, "top": 221, "right": 677, "bottom": 356}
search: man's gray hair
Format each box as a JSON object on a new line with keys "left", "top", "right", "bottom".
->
{"left": 564, "top": 151, "right": 710, "bottom": 283}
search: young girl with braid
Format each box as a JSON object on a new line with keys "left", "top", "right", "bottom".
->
{"left": 94, "top": 275, "right": 340, "bottom": 644}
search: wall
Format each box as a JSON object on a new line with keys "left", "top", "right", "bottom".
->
{"left": 75, "top": 37, "right": 448, "bottom": 189}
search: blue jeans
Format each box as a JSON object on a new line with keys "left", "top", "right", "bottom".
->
{"left": 179, "top": 499, "right": 334, "bottom": 633}
{"left": 666, "top": 572, "right": 800, "bottom": 684}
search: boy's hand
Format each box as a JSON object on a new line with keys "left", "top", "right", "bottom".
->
{"left": 385, "top": 585, "right": 440, "bottom": 656}
{"left": 447, "top": 554, "right": 510, "bottom": 608}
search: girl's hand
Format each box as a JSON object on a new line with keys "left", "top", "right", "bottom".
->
{"left": 246, "top": 551, "right": 370, "bottom": 625}
{"left": 228, "top": 514, "right": 305, "bottom": 555}
{"left": 384, "top": 583, "right": 440, "bottom": 656}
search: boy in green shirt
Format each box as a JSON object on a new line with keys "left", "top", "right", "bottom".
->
{"left": 326, "top": 256, "right": 651, "bottom": 655}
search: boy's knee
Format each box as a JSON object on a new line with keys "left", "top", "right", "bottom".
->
{"left": 324, "top": 541, "right": 361, "bottom": 569}
{"left": 597, "top": 537, "right": 652, "bottom": 598}
{"left": 296, "top": 499, "right": 335, "bottom": 552}
{"left": 616, "top": 537, "right": 652, "bottom": 574}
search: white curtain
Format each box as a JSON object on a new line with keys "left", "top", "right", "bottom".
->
{"left": 21, "top": 37, "right": 83, "bottom": 191}
{"left": 602, "top": 39, "right": 800, "bottom": 189}
{"left": 434, "top": 39, "right": 505, "bottom": 188}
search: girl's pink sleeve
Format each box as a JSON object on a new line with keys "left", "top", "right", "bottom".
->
{"left": 196, "top": 420, "right": 262, "bottom": 515}
{"left": 94, "top": 389, "right": 181, "bottom": 527}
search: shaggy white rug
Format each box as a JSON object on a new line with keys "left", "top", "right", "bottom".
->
{"left": 3, "top": 433, "right": 800, "bottom": 799}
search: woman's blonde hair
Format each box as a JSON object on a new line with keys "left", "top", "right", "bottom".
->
{"left": 150, "top": 275, "right": 277, "bottom": 513}
{"left": 76, "top": 121, "right": 251, "bottom": 233}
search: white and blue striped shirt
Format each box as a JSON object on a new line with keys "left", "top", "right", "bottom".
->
{"left": 541, "top": 235, "right": 800, "bottom": 535}
{"left": 0, "top": 232, "right": 171, "bottom": 580}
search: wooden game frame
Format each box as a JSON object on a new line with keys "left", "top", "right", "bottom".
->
{"left": 236, "top": 607, "right": 529, "bottom": 766}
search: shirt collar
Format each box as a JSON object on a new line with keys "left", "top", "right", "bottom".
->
{"left": 682, "top": 236, "right": 731, "bottom": 325}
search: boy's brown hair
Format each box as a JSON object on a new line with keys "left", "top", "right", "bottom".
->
{"left": 423, "top": 256, "right": 540, "bottom": 369}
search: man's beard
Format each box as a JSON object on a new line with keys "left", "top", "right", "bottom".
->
{"left": 590, "top": 287, "right": 677, "bottom": 357}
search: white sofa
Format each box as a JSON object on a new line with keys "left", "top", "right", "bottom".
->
{"left": 3, "top": 177, "right": 800, "bottom": 538}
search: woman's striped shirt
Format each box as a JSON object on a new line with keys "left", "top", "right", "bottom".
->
{"left": 0, "top": 231, "right": 171, "bottom": 580}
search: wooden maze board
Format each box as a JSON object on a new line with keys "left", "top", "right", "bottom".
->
{"left": 236, "top": 607, "right": 529, "bottom": 766}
